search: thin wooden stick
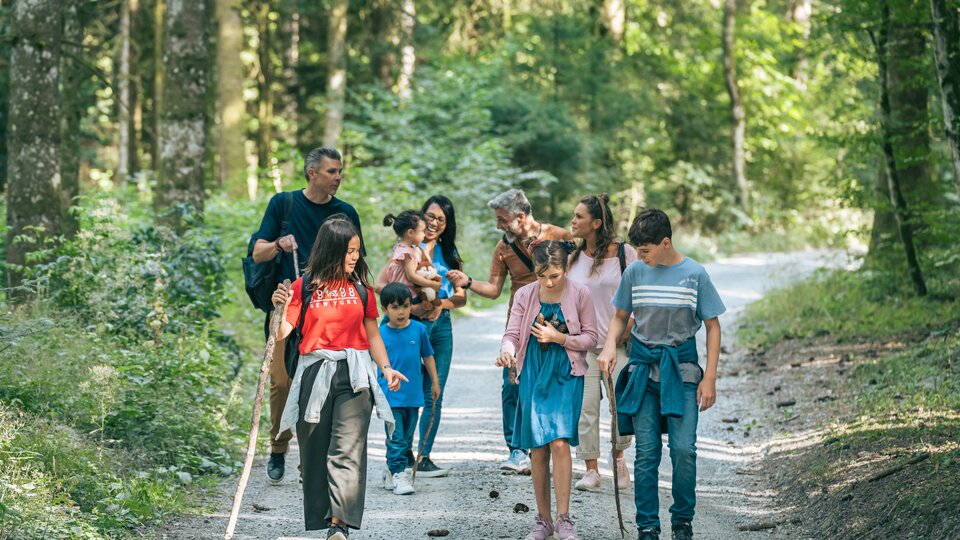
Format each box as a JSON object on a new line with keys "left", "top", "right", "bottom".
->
{"left": 605, "top": 374, "right": 627, "bottom": 539}
{"left": 411, "top": 400, "right": 438, "bottom": 484}
{"left": 224, "top": 279, "right": 291, "bottom": 539}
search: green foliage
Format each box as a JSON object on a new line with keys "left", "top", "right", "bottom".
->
{"left": 739, "top": 263, "right": 960, "bottom": 348}
{"left": 0, "top": 193, "right": 245, "bottom": 539}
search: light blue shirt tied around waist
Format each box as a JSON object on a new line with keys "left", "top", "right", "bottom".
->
{"left": 614, "top": 337, "right": 698, "bottom": 436}
{"left": 278, "top": 348, "right": 396, "bottom": 437}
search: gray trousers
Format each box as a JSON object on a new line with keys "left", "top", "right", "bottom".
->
{"left": 297, "top": 360, "right": 373, "bottom": 531}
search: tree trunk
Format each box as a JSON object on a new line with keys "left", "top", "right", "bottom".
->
{"left": 6, "top": 0, "right": 64, "bottom": 293}
{"left": 786, "top": 0, "right": 811, "bottom": 86}
{"left": 280, "top": 0, "right": 300, "bottom": 185}
{"left": 876, "top": 1, "right": 927, "bottom": 296}
{"left": 118, "top": 0, "right": 133, "bottom": 182}
{"left": 155, "top": 0, "right": 209, "bottom": 230}
{"left": 60, "top": 0, "right": 83, "bottom": 234}
{"left": 602, "top": 0, "right": 626, "bottom": 45}
{"left": 217, "top": 0, "right": 247, "bottom": 196}
{"left": 323, "top": 0, "right": 348, "bottom": 148}
{"left": 373, "top": 0, "right": 399, "bottom": 90}
{"left": 152, "top": 0, "right": 164, "bottom": 170}
{"left": 129, "top": 0, "right": 141, "bottom": 177}
{"left": 397, "top": 0, "right": 416, "bottom": 100}
{"left": 256, "top": 0, "right": 274, "bottom": 176}
{"left": 722, "top": 0, "right": 750, "bottom": 213}
{"left": 929, "top": 0, "right": 960, "bottom": 197}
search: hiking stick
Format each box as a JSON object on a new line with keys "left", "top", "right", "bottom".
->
{"left": 411, "top": 399, "right": 438, "bottom": 484}
{"left": 224, "top": 280, "right": 291, "bottom": 540}
{"left": 605, "top": 373, "right": 627, "bottom": 539}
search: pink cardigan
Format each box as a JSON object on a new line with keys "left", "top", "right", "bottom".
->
{"left": 500, "top": 280, "right": 599, "bottom": 381}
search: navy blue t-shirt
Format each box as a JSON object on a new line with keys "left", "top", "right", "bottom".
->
{"left": 252, "top": 190, "right": 365, "bottom": 283}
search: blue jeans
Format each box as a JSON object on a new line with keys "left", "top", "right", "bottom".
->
{"left": 386, "top": 407, "right": 419, "bottom": 474}
{"left": 502, "top": 367, "right": 523, "bottom": 453}
{"left": 632, "top": 381, "right": 699, "bottom": 529}
{"left": 417, "top": 310, "right": 453, "bottom": 457}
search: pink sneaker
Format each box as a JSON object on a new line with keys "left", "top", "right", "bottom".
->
{"left": 555, "top": 513, "right": 580, "bottom": 540}
{"left": 524, "top": 514, "right": 554, "bottom": 540}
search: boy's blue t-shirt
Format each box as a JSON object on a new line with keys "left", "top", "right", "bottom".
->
{"left": 378, "top": 320, "right": 435, "bottom": 407}
{"left": 612, "top": 257, "right": 726, "bottom": 347}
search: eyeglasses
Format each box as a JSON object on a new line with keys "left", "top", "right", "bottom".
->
{"left": 424, "top": 213, "right": 446, "bottom": 226}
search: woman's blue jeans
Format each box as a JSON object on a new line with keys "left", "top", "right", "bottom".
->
{"left": 417, "top": 309, "right": 453, "bottom": 457}
{"left": 632, "top": 381, "right": 700, "bottom": 529}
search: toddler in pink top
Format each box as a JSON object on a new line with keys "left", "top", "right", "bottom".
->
{"left": 383, "top": 210, "right": 442, "bottom": 306}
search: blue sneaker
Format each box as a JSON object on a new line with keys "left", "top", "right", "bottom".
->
{"left": 499, "top": 449, "right": 530, "bottom": 474}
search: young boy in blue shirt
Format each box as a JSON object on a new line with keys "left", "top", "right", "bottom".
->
{"left": 378, "top": 283, "right": 441, "bottom": 495}
{"left": 598, "top": 209, "right": 725, "bottom": 540}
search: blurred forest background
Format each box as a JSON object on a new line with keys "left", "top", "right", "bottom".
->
{"left": 0, "top": 0, "right": 958, "bottom": 538}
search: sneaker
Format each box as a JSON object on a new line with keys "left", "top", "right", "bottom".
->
{"left": 500, "top": 449, "right": 531, "bottom": 474}
{"left": 391, "top": 471, "right": 416, "bottom": 495}
{"left": 266, "top": 452, "right": 285, "bottom": 484}
{"left": 326, "top": 524, "right": 349, "bottom": 539}
{"left": 415, "top": 456, "right": 449, "bottom": 478}
{"left": 574, "top": 469, "right": 602, "bottom": 492}
{"left": 615, "top": 456, "right": 631, "bottom": 490}
{"left": 524, "top": 514, "right": 554, "bottom": 540}
{"left": 671, "top": 521, "right": 693, "bottom": 540}
{"left": 404, "top": 449, "right": 416, "bottom": 469}
{"left": 555, "top": 513, "right": 580, "bottom": 540}
{"left": 639, "top": 526, "right": 660, "bottom": 540}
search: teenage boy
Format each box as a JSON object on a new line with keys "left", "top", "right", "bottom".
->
{"left": 598, "top": 209, "right": 725, "bottom": 540}
{"left": 378, "top": 283, "right": 441, "bottom": 495}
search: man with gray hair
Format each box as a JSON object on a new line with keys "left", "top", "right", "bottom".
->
{"left": 446, "top": 188, "right": 571, "bottom": 474}
{"left": 249, "top": 146, "right": 365, "bottom": 484}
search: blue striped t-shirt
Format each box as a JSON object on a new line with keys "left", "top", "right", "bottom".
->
{"left": 611, "top": 257, "right": 726, "bottom": 347}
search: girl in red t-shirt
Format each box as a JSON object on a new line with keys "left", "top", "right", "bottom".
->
{"left": 272, "top": 217, "right": 405, "bottom": 539}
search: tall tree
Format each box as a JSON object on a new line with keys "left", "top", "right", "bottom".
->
{"left": 118, "top": 0, "right": 133, "bottom": 181}
{"left": 373, "top": 0, "right": 400, "bottom": 89}
{"left": 6, "top": 0, "right": 64, "bottom": 292}
{"left": 397, "top": 0, "right": 416, "bottom": 99}
{"left": 279, "top": 0, "right": 300, "bottom": 182}
{"left": 256, "top": 0, "right": 274, "bottom": 176}
{"left": 60, "top": 0, "right": 84, "bottom": 233}
{"left": 786, "top": 0, "right": 812, "bottom": 86}
{"left": 216, "top": 0, "right": 247, "bottom": 196}
{"left": 154, "top": 0, "right": 209, "bottom": 229}
{"left": 873, "top": 0, "right": 928, "bottom": 295}
{"left": 929, "top": 0, "right": 960, "bottom": 197}
{"left": 323, "top": 0, "right": 348, "bottom": 147}
{"left": 601, "top": 0, "right": 626, "bottom": 45}
{"left": 152, "top": 0, "right": 164, "bottom": 170}
{"left": 722, "top": 0, "right": 750, "bottom": 213}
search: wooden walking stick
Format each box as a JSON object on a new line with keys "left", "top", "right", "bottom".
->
{"left": 224, "top": 280, "right": 291, "bottom": 540}
{"left": 605, "top": 373, "right": 627, "bottom": 539}
{"left": 411, "top": 399, "right": 438, "bottom": 484}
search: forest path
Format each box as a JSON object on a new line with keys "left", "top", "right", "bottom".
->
{"left": 159, "top": 250, "right": 852, "bottom": 540}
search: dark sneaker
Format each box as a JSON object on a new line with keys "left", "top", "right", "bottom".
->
{"left": 326, "top": 523, "right": 349, "bottom": 539}
{"left": 639, "top": 526, "right": 660, "bottom": 540}
{"left": 671, "top": 521, "right": 693, "bottom": 540}
{"left": 404, "top": 450, "right": 416, "bottom": 469}
{"left": 266, "top": 452, "right": 285, "bottom": 484}
{"left": 415, "top": 456, "right": 449, "bottom": 478}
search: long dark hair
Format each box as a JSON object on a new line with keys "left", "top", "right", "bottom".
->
{"left": 569, "top": 193, "right": 618, "bottom": 276}
{"left": 422, "top": 195, "right": 462, "bottom": 271}
{"left": 303, "top": 216, "right": 370, "bottom": 292}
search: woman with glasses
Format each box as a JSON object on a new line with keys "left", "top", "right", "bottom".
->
{"left": 375, "top": 195, "right": 466, "bottom": 478}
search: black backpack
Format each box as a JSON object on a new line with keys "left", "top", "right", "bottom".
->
{"left": 284, "top": 277, "right": 370, "bottom": 378}
{"left": 242, "top": 192, "right": 294, "bottom": 313}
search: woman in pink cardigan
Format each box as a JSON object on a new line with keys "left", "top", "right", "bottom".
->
{"left": 497, "top": 240, "right": 599, "bottom": 540}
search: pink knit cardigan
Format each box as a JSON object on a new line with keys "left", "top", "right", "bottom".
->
{"left": 499, "top": 279, "right": 599, "bottom": 382}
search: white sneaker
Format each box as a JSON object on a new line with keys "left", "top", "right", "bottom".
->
{"left": 500, "top": 449, "right": 531, "bottom": 474}
{"left": 615, "top": 457, "right": 631, "bottom": 490}
{"left": 575, "top": 469, "right": 602, "bottom": 492}
{"left": 382, "top": 467, "right": 394, "bottom": 490}
{"left": 391, "top": 471, "right": 416, "bottom": 495}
